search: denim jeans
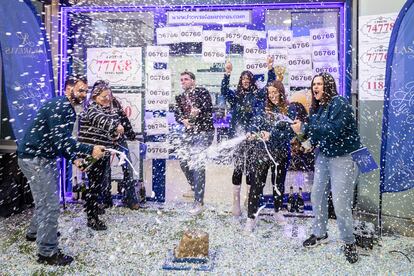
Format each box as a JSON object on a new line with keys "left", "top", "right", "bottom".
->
{"left": 179, "top": 131, "right": 214, "bottom": 204}
{"left": 18, "top": 157, "right": 60, "bottom": 257}
{"left": 311, "top": 153, "right": 357, "bottom": 244}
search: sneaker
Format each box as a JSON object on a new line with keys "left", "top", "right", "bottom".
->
{"left": 189, "top": 202, "right": 204, "bottom": 216}
{"left": 183, "top": 189, "right": 195, "bottom": 198}
{"left": 87, "top": 218, "right": 107, "bottom": 231}
{"left": 244, "top": 217, "right": 257, "bottom": 233}
{"left": 26, "top": 231, "right": 61, "bottom": 242}
{"left": 273, "top": 212, "right": 287, "bottom": 225}
{"left": 37, "top": 249, "right": 73, "bottom": 266}
{"left": 302, "top": 233, "right": 329, "bottom": 247}
{"left": 344, "top": 243, "right": 359, "bottom": 263}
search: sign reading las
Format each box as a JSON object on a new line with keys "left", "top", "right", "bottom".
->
{"left": 87, "top": 47, "right": 143, "bottom": 87}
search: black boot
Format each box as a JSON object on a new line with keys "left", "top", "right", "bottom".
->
{"left": 87, "top": 217, "right": 107, "bottom": 231}
{"left": 344, "top": 243, "right": 359, "bottom": 263}
{"left": 37, "top": 249, "right": 73, "bottom": 266}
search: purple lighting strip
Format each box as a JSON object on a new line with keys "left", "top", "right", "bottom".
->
{"left": 58, "top": 1, "right": 348, "bottom": 199}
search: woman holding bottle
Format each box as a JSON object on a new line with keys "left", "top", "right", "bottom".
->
{"left": 221, "top": 57, "right": 275, "bottom": 217}
{"left": 291, "top": 72, "right": 361, "bottom": 264}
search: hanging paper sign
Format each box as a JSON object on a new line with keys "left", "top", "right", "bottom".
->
{"left": 146, "top": 46, "right": 169, "bottom": 63}
{"left": 241, "top": 30, "right": 266, "bottom": 45}
{"left": 244, "top": 59, "right": 268, "bottom": 75}
{"left": 146, "top": 70, "right": 172, "bottom": 90}
{"left": 359, "top": 45, "right": 388, "bottom": 69}
{"left": 146, "top": 88, "right": 171, "bottom": 98}
{"left": 288, "top": 36, "right": 311, "bottom": 54}
{"left": 289, "top": 70, "right": 313, "bottom": 87}
{"left": 202, "top": 44, "right": 226, "bottom": 63}
{"left": 145, "top": 117, "right": 169, "bottom": 135}
{"left": 87, "top": 47, "right": 143, "bottom": 87}
{"left": 313, "top": 61, "right": 339, "bottom": 78}
{"left": 243, "top": 46, "right": 267, "bottom": 59}
{"left": 359, "top": 74, "right": 385, "bottom": 101}
{"left": 223, "top": 27, "right": 246, "bottom": 44}
{"left": 312, "top": 45, "right": 338, "bottom": 62}
{"left": 145, "top": 98, "right": 170, "bottom": 111}
{"left": 360, "top": 14, "right": 396, "bottom": 42}
{"left": 267, "top": 48, "right": 288, "bottom": 66}
{"left": 202, "top": 30, "right": 226, "bottom": 44}
{"left": 145, "top": 142, "right": 169, "bottom": 159}
{"left": 310, "top": 28, "right": 337, "bottom": 46}
{"left": 156, "top": 27, "right": 181, "bottom": 45}
{"left": 267, "top": 30, "right": 293, "bottom": 48}
{"left": 287, "top": 54, "right": 312, "bottom": 71}
{"left": 178, "top": 25, "right": 203, "bottom": 43}
{"left": 113, "top": 93, "right": 142, "bottom": 133}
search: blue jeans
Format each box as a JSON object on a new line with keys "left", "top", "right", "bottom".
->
{"left": 18, "top": 157, "right": 60, "bottom": 257}
{"left": 179, "top": 131, "right": 214, "bottom": 204}
{"left": 311, "top": 153, "right": 357, "bottom": 244}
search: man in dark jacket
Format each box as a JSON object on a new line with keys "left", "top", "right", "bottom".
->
{"left": 174, "top": 71, "right": 214, "bottom": 215}
{"left": 17, "top": 75, "right": 106, "bottom": 266}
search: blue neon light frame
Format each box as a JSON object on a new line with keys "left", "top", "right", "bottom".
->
{"left": 59, "top": 2, "right": 350, "bottom": 201}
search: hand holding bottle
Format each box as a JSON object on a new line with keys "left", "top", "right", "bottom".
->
{"left": 92, "top": 145, "right": 106, "bottom": 159}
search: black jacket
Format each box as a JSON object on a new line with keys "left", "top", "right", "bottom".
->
{"left": 174, "top": 87, "right": 214, "bottom": 133}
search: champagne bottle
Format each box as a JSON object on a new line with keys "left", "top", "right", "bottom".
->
{"left": 287, "top": 186, "right": 295, "bottom": 212}
{"left": 297, "top": 187, "right": 305, "bottom": 213}
{"left": 79, "top": 155, "right": 98, "bottom": 171}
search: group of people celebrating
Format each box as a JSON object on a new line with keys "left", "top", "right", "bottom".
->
{"left": 174, "top": 56, "right": 361, "bottom": 264}
{"left": 16, "top": 55, "right": 361, "bottom": 266}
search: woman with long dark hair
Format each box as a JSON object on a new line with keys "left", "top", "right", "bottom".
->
{"left": 244, "top": 80, "right": 297, "bottom": 232}
{"left": 221, "top": 58, "right": 274, "bottom": 217}
{"left": 291, "top": 72, "right": 361, "bottom": 264}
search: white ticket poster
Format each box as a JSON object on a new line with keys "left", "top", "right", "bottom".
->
{"left": 114, "top": 93, "right": 142, "bottom": 133}
{"left": 244, "top": 58, "right": 268, "bottom": 75}
{"left": 178, "top": 25, "right": 203, "bottom": 43}
{"left": 223, "top": 27, "right": 246, "bottom": 44}
{"left": 145, "top": 98, "right": 169, "bottom": 111}
{"left": 146, "top": 70, "right": 172, "bottom": 90}
{"left": 289, "top": 70, "right": 313, "bottom": 87}
{"left": 145, "top": 117, "right": 169, "bottom": 136}
{"left": 241, "top": 30, "right": 266, "bottom": 46}
{"left": 146, "top": 46, "right": 169, "bottom": 63}
{"left": 358, "top": 13, "right": 397, "bottom": 101}
{"left": 287, "top": 54, "right": 312, "bottom": 71}
{"left": 267, "top": 48, "right": 288, "bottom": 66}
{"left": 310, "top": 27, "right": 338, "bottom": 46}
{"left": 312, "top": 45, "right": 338, "bottom": 62}
{"left": 202, "top": 44, "right": 226, "bottom": 63}
{"left": 267, "top": 30, "right": 293, "bottom": 48}
{"left": 145, "top": 142, "right": 169, "bottom": 159}
{"left": 288, "top": 36, "right": 311, "bottom": 54}
{"left": 243, "top": 45, "right": 267, "bottom": 60}
{"left": 87, "top": 47, "right": 143, "bottom": 87}
{"left": 156, "top": 27, "right": 181, "bottom": 45}
{"left": 313, "top": 61, "right": 339, "bottom": 79}
{"left": 202, "top": 30, "right": 226, "bottom": 44}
